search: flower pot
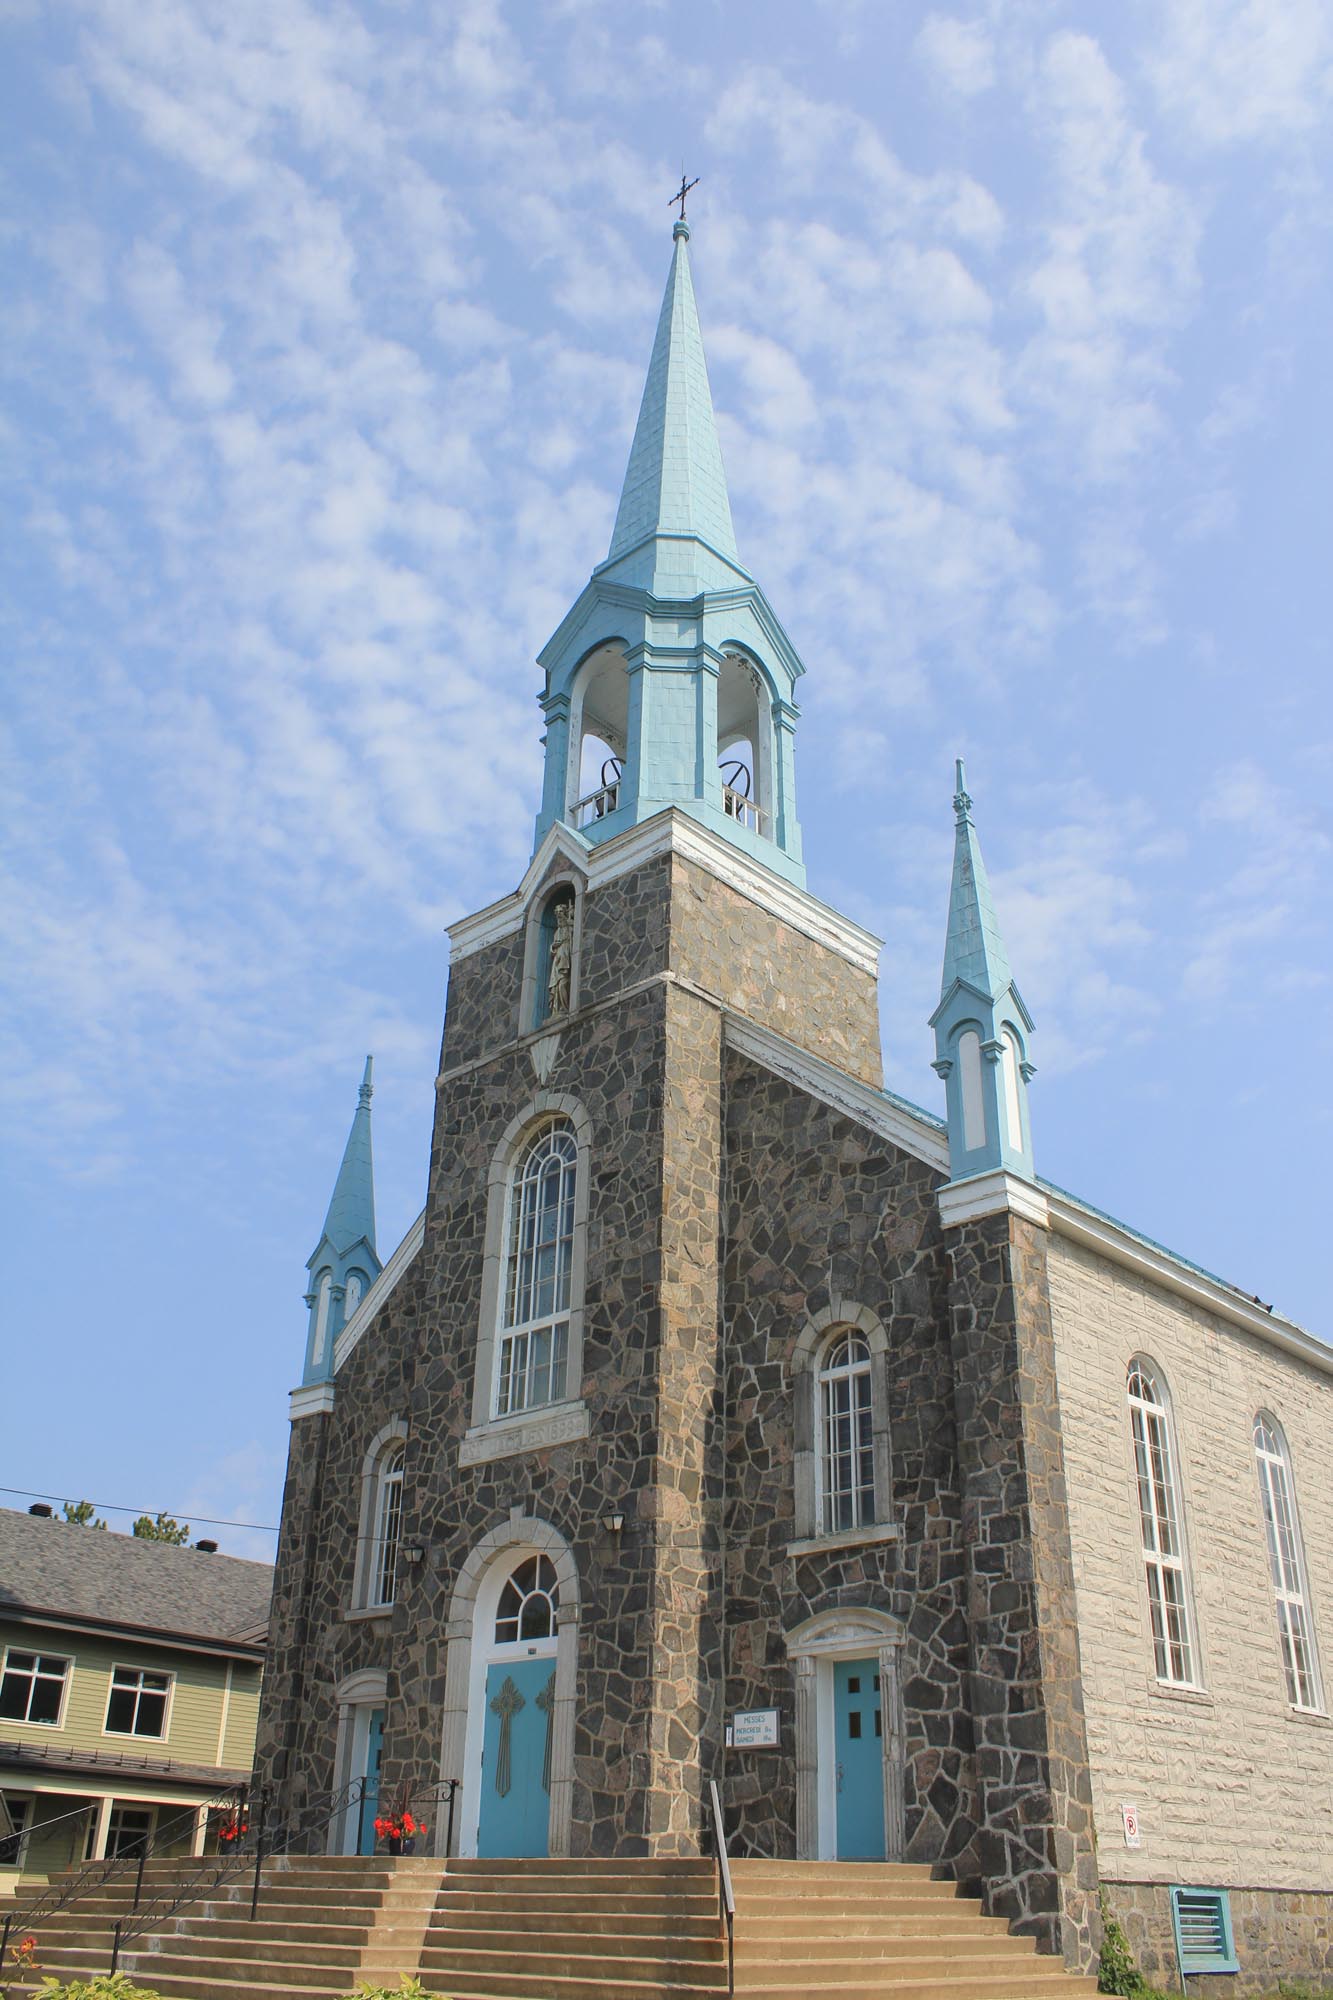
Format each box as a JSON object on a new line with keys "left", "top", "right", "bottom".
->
{"left": 402, "top": 1837, "right": 416, "bottom": 1855}
{"left": 386, "top": 1835, "right": 402, "bottom": 1856}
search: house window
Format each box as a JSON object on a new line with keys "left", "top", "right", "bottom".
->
{"left": 0, "top": 1650, "right": 70, "bottom": 1727}
{"left": 1253, "top": 1414, "right": 1322, "bottom": 1711}
{"left": 370, "top": 1443, "right": 405, "bottom": 1608}
{"left": 819, "top": 1333, "right": 875, "bottom": 1534}
{"left": 0, "top": 1796, "right": 31, "bottom": 1867}
{"left": 86, "top": 1806, "right": 155, "bottom": 1861}
{"left": 497, "top": 1119, "right": 577, "bottom": 1418}
{"left": 1127, "top": 1358, "right": 1197, "bottom": 1686}
{"left": 105, "top": 1667, "right": 171, "bottom": 1738}
{"left": 495, "top": 1555, "right": 559, "bottom": 1643}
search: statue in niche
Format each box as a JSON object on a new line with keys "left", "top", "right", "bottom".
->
{"left": 546, "top": 897, "right": 574, "bottom": 1018}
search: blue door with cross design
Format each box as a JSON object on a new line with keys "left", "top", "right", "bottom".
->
{"left": 477, "top": 1658, "right": 556, "bottom": 1857}
{"left": 834, "top": 1658, "right": 885, "bottom": 1860}
{"left": 356, "top": 1707, "right": 385, "bottom": 1856}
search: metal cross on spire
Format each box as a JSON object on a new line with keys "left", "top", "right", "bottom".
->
{"left": 669, "top": 173, "right": 699, "bottom": 222}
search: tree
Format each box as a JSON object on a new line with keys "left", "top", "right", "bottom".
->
{"left": 62, "top": 1500, "right": 107, "bottom": 1529}
{"left": 131, "top": 1512, "right": 190, "bottom": 1545}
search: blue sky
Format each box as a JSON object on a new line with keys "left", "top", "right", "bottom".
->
{"left": 4, "top": 0, "right": 1330, "bottom": 1559}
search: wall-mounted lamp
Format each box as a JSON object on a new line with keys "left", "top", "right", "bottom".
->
{"left": 402, "top": 1545, "right": 426, "bottom": 1565}
{"left": 601, "top": 1512, "right": 625, "bottom": 1536}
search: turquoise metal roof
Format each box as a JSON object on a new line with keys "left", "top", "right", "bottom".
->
{"left": 318, "top": 1055, "right": 377, "bottom": 1257}
{"left": 940, "top": 760, "right": 1014, "bottom": 1003}
{"left": 606, "top": 220, "right": 739, "bottom": 569}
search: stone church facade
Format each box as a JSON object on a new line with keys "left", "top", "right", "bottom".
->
{"left": 255, "top": 221, "right": 1333, "bottom": 1989}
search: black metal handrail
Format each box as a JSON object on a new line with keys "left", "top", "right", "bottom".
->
{"left": 1, "top": 1775, "right": 246, "bottom": 1950}
{"left": 707, "top": 1778, "right": 735, "bottom": 1998}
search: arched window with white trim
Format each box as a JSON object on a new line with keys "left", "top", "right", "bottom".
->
{"left": 1253, "top": 1413, "right": 1322, "bottom": 1711}
{"left": 494, "top": 1555, "right": 559, "bottom": 1643}
{"left": 369, "top": 1442, "right": 404, "bottom": 1608}
{"left": 818, "top": 1332, "right": 875, "bottom": 1535}
{"left": 1127, "top": 1358, "right": 1197, "bottom": 1686}
{"left": 497, "top": 1119, "right": 578, "bottom": 1418}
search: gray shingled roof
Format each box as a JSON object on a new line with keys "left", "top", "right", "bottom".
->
{"left": 0, "top": 1509, "right": 271, "bottom": 1647}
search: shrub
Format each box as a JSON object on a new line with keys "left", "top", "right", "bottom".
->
{"left": 338, "top": 1983, "right": 435, "bottom": 2000}
{"left": 1097, "top": 1888, "right": 1144, "bottom": 1997}
{"left": 32, "top": 1979, "right": 166, "bottom": 1999}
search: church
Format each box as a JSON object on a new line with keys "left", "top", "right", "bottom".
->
{"left": 255, "top": 217, "right": 1333, "bottom": 1992}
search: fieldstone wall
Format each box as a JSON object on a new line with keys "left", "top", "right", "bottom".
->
{"left": 1105, "top": 1881, "right": 1333, "bottom": 1997}
{"left": 719, "top": 1053, "right": 979, "bottom": 1869}
{"left": 946, "top": 1211, "right": 1100, "bottom": 1970}
{"left": 669, "top": 852, "right": 882, "bottom": 1087}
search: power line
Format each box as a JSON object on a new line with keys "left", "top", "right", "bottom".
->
{"left": 0, "top": 1485, "right": 279, "bottom": 1535}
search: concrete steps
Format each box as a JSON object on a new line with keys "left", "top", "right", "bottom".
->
{"left": 7, "top": 1852, "right": 1100, "bottom": 2000}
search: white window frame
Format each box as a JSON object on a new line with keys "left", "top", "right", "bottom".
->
{"left": 370, "top": 1443, "right": 405, "bottom": 1609}
{"left": 349, "top": 1421, "right": 410, "bottom": 1615}
{"left": 103, "top": 1665, "right": 174, "bottom": 1741}
{"left": 1253, "top": 1412, "right": 1323, "bottom": 1713}
{"left": 0, "top": 1794, "right": 33, "bottom": 1868}
{"left": 788, "top": 1302, "right": 896, "bottom": 1553}
{"left": 468, "top": 1098, "right": 592, "bottom": 1462}
{"left": 0, "top": 1647, "right": 72, "bottom": 1729}
{"left": 494, "top": 1119, "right": 578, "bottom": 1421}
{"left": 1127, "top": 1358, "right": 1199, "bottom": 1689}
{"left": 817, "top": 1333, "right": 876, "bottom": 1535}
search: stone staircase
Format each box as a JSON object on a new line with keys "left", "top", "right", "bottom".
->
{"left": 8, "top": 1853, "right": 1100, "bottom": 2000}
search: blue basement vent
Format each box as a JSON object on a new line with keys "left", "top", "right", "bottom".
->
{"left": 1170, "top": 1887, "right": 1240, "bottom": 1975}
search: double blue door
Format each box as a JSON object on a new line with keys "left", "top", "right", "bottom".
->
{"left": 356, "top": 1707, "right": 385, "bottom": 1855}
{"left": 834, "top": 1658, "right": 885, "bottom": 1860}
{"left": 477, "top": 1658, "right": 555, "bottom": 1858}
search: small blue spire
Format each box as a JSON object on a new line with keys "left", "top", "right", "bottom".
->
{"left": 606, "top": 219, "right": 739, "bottom": 573}
{"left": 301, "top": 1057, "right": 383, "bottom": 1388}
{"left": 321, "top": 1055, "right": 377, "bottom": 1255}
{"left": 930, "top": 767, "right": 1036, "bottom": 1184}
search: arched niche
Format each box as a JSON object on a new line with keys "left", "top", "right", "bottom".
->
{"left": 717, "top": 649, "right": 774, "bottom": 836}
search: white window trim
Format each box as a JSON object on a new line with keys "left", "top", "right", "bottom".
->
{"left": 789, "top": 1302, "right": 892, "bottom": 1546}
{"left": 469, "top": 1096, "right": 592, "bottom": 1446}
{"left": 0, "top": 1793, "right": 34, "bottom": 1868}
{"left": 349, "top": 1420, "right": 409, "bottom": 1614}
{"left": 1127, "top": 1356, "right": 1202, "bottom": 1692}
{"left": 816, "top": 1333, "right": 876, "bottom": 1537}
{"left": 0, "top": 1646, "right": 73, "bottom": 1731}
{"left": 1254, "top": 1411, "right": 1324, "bottom": 1714}
{"left": 102, "top": 1665, "right": 175, "bottom": 1743}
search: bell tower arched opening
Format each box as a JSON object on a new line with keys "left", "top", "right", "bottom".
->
{"left": 717, "top": 650, "right": 771, "bottom": 837}
{"left": 567, "top": 643, "right": 629, "bottom": 829}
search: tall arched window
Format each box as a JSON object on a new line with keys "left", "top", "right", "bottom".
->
{"left": 370, "top": 1443, "right": 404, "bottom": 1608}
{"left": 1253, "top": 1414, "right": 1322, "bottom": 1711}
{"left": 818, "top": 1333, "right": 875, "bottom": 1534}
{"left": 1127, "top": 1359, "right": 1197, "bottom": 1686}
{"left": 497, "top": 1120, "right": 578, "bottom": 1418}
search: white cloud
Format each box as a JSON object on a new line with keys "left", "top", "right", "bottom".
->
{"left": 1144, "top": 0, "right": 1333, "bottom": 148}
{"left": 915, "top": 14, "right": 996, "bottom": 97}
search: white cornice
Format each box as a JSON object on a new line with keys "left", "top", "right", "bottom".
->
{"left": 1046, "top": 1191, "right": 1333, "bottom": 1377}
{"left": 448, "top": 810, "right": 882, "bottom": 974}
{"left": 937, "top": 1169, "right": 1050, "bottom": 1230}
{"left": 724, "top": 1014, "right": 949, "bottom": 1172}
{"left": 289, "top": 1382, "right": 336, "bottom": 1420}
{"left": 329, "top": 1206, "right": 426, "bottom": 1375}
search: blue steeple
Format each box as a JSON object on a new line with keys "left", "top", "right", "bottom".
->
{"left": 532, "top": 220, "right": 807, "bottom": 887}
{"left": 301, "top": 1058, "right": 383, "bottom": 1387}
{"left": 606, "top": 221, "right": 739, "bottom": 579}
{"left": 930, "top": 766, "right": 1036, "bottom": 1184}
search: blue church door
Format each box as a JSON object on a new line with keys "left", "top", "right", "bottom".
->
{"left": 477, "top": 1659, "right": 555, "bottom": 1858}
{"left": 356, "top": 1707, "right": 385, "bottom": 1855}
{"left": 834, "top": 1659, "right": 885, "bottom": 1860}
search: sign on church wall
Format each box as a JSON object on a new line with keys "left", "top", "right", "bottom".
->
{"left": 729, "top": 1708, "right": 780, "bottom": 1748}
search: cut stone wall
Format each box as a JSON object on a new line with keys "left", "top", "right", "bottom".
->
{"left": 1047, "top": 1231, "right": 1333, "bottom": 1897}
{"left": 1105, "top": 1880, "right": 1333, "bottom": 1997}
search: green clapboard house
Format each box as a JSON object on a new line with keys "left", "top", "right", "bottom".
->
{"left": 0, "top": 1506, "right": 271, "bottom": 1884}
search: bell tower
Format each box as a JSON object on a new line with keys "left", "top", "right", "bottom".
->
{"left": 532, "top": 219, "right": 806, "bottom": 886}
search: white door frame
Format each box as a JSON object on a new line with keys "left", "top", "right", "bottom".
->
{"left": 439, "top": 1514, "right": 580, "bottom": 1859}
{"left": 327, "top": 1668, "right": 388, "bottom": 1855}
{"left": 786, "top": 1608, "right": 906, "bottom": 1861}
